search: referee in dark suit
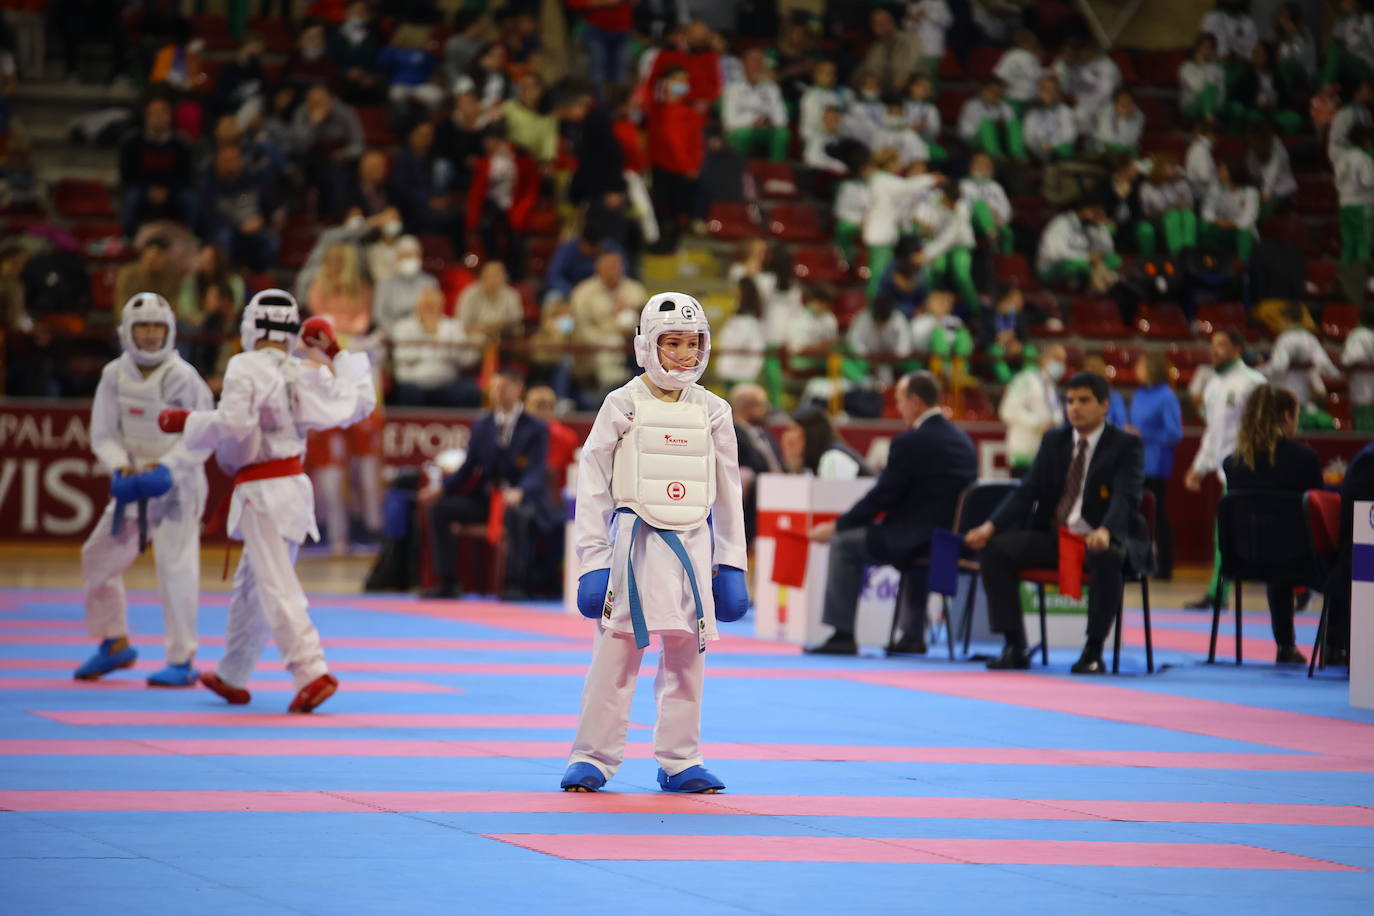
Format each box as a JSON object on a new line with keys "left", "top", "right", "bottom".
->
{"left": 965, "top": 372, "right": 1149, "bottom": 674}
{"left": 805, "top": 372, "right": 978, "bottom": 656}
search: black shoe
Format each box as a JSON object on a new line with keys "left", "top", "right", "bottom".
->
{"left": 1070, "top": 651, "right": 1107, "bottom": 674}
{"left": 421, "top": 584, "right": 460, "bottom": 600}
{"left": 885, "top": 633, "right": 927, "bottom": 656}
{"left": 1276, "top": 645, "right": 1307, "bottom": 665}
{"left": 804, "top": 633, "right": 858, "bottom": 655}
{"left": 1183, "top": 594, "right": 1218, "bottom": 611}
{"left": 986, "top": 644, "right": 1030, "bottom": 670}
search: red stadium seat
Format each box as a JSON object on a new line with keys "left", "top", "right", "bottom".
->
{"left": 1195, "top": 301, "right": 1256, "bottom": 340}
{"left": 1136, "top": 302, "right": 1192, "bottom": 340}
{"left": 190, "top": 14, "right": 238, "bottom": 51}
{"left": 1305, "top": 260, "right": 1339, "bottom": 297}
{"left": 54, "top": 178, "right": 115, "bottom": 219}
{"left": 1321, "top": 303, "right": 1360, "bottom": 340}
{"left": 1296, "top": 179, "right": 1339, "bottom": 215}
{"left": 69, "top": 221, "right": 123, "bottom": 244}
{"left": 707, "top": 202, "right": 759, "bottom": 241}
{"left": 937, "top": 51, "right": 963, "bottom": 80}
{"left": 994, "top": 253, "right": 1034, "bottom": 289}
{"left": 793, "top": 245, "right": 850, "bottom": 284}
{"left": 936, "top": 88, "right": 974, "bottom": 127}
{"left": 1141, "top": 132, "right": 1188, "bottom": 161}
{"left": 356, "top": 107, "right": 395, "bottom": 147}
{"left": 1136, "top": 49, "right": 1188, "bottom": 87}
{"left": 1134, "top": 96, "right": 1176, "bottom": 132}
{"left": 526, "top": 204, "right": 559, "bottom": 236}
{"left": 91, "top": 267, "right": 117, "bottom": 311}
{"left": 1071, "top": 296, "right": 1132, "bottom": 339}
{"left": 419, "top": 234, "right": 455, "bottom": 266}
{"left": 833, "top": 287, "right": 867, "bottom": 331}
{"left": 966, "top": 47, "right": 1003, "bottom": 81}
{"left": 747, "top": 161, "right": 800, "bottom": 199}
{"left": 768, "top": 204, "right": 827, "bottom": 243}
{"left": 249, "top": 17, "right": 296, "bottom": 54}
{"left": 1165, "top": 343, "right": 1211, "bottom": 385}
{"left": 1109, "top": 50, "right": 1139, "bottom": 84}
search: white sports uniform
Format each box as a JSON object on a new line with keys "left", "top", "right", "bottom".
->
{"left": 82, "top": 295, "right": 213, "bottom": 665}
{"left": 567, "top": 294, "right": 747, "bottom": 782}
{"left": 1191, "top": 360, "right": 1266, "bottom": 483}
{"left": 181, "top": 291, "right": 376, "bottom": 689}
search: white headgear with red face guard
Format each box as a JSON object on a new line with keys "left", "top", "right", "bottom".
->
{"left": 632, "top": 292, "right": 710, "bottom": 390}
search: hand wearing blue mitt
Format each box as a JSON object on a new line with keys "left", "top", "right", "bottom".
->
{"left": 712, "top": 565, "right": 750, "bottom": 622}
{"left": 576, "top": 569, "right": 610, "bottom": 620}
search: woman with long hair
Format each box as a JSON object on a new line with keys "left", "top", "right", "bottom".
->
{"left": 790, "top": 406, "right": 875, "bottom": 480}
{"left": 1126, "top": 352, "right": 1182, "bottom": 579}
{"left": 1221, "top": 384, "right": 1323, "bottom": 663}
{"left": 715, "top": 277, "right": 766, "bottom": 388}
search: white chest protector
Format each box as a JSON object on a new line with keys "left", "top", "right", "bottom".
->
{"left": 610, "top": 390, "right": 715, "bottom": 531}
{"left": 116, "top": 360, "right": 182, "bottom": 463}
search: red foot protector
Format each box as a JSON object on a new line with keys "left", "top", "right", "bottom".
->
{"left": 289, "top": 673, "right": 339, "bottom": 713}
{"left": 199, "top": 672, "right": 251, "bottom": 705}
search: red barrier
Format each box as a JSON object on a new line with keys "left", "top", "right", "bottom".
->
{"left": 1, "top": 398, "right": 1367, "bottom": 565}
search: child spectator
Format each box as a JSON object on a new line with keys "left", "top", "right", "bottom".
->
{"left": 1341, "top": 305, "right": 1374, "bottom": 430}
{"left": 959, "top": 78, "right": 1026, "bottom": 161}
{"left": 647, "top": 66, "right": 707, "bottom": 252}
{"left": 1023, "top": 74, "right": 1078, "bottom": 161}
{"left": 1054, "top": 36, "right": 1120, "bottom": 131}
{"left": 1180, "top": 33, "right": 1226, "bottom": 123}
{"left": 1202, "top": 0, "right": 1260, "bottom": 92}
{"left": 1328, "top": 78, "right": 1373, "bottom": 165}
{"left": 833, "top": 153, "right": 872, "bottom": 263}
{"left": 1336, "top": 125, "right": 1374, "bottom": 264}
{"left": 846, "top": 292, "right": 915, "bottom": 386}
{"left": 722, "top": 48, "right": 789, "bottom": 162}
{"left": 845, "top": 71, "right": 887, "bottom": 146}
{"left": 994, "top": 29, "right": 1045, "bottom": 114}
{"left": 647, "top": 19, "right": 723, "bottom": 107}
{"left": 1234, "top": 42, "right": 1301, "bottom": 135}
{"left": 904, "top": 0, "right": 952, "bottom": 77}
{"left": 799, "top": 59, "right": 851, "bottom": 144}
{"left": 1036, "top": 201, "right": 1120, "bottom": 286}
{"left": 715, "top": 277, "right": 767, "bottom": 388}
{"left": 873, "top": 92, "right": 930, "bottom": 169}
{"left": 981, "top": 287, "right": 1033, "bottom": 383}
{"left": 913, "top": 182, "right": 981, "bottom": 311}
{"left": 1200, "top": 159, "right": 1260, "bottom": 261}
{"left": 877, "top": 253, "right": 928, "bottom": 318}
{"left": 1246, "top": 125, "right": 1298, "bottom": 217}
{"left": 1266, "top": 301, "right": 1341, "bottom": 425}
{"left": 862, "top": 148, "right": 940, "bottom": 296}
{"left": 1137, "top": 152, "right": 1197, "bottom": 259}
{"left": 1273, "top": 3, "right": 1317, "bottom": 102}
{"left": 1185, "top": 117, "right": 1219, "bottom": 195}
{"left": 727, "top": 237, "right": 776, "bottom": 302}
{"left": 960, "top": 151, "right": 1014, "bottom": 255}
{"left": 903, "top": 74, "right": 947, "bottom": 163}
{"left": 910, "top": 289, "right": 972, "bottom": 373}
{"left": 804, "top": 106, "right": 850, "bottom": 174}
{"left": 785, "top": 282, "right": 840, "bottom": 372}
{"left": 1323, "top": 0, "right": 1374, "bottom": 89}
{"left": 1090, "top": 88, "right": 1144, "bottom": 156}
{"left": 763, "top": 245, "right": 804, "bottom": 347}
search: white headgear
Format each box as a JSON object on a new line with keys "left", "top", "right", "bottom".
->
{"left": 633, "top": 292, "right": 711, "bottom": 391}
{"left": 118, "top": 292, "right": 177, "bottom": 367}
{"left": 240, "top": 288, "right": 301, "bottom": 354}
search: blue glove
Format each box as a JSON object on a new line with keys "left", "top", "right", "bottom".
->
{"left": 110, "top": 470, "right": 139, "bottom": 505}
{"left": 131, "top": 464, "right": 173, "bottom": 500}
{"left": 576, "top": 569, "right": 610, "bottom": 620}
{"left": 712, "top": 565, "right": 750, "bottom": 623}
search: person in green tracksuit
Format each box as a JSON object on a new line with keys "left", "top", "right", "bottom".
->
{"left": 1183, "top": 329, "right": 1265, "bottom": 611}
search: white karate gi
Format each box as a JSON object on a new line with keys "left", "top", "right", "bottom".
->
{"left": 567, "top": 376, "right": 747, "bottom": 779}
{"left": 181, "top": 347, "right": 376, "bottom": 688}
{"left": 82, "top": 353, "right": 213, "bottom": 664}
{"left": 1191, "top": 360, "right": 1266, "bottom": 482}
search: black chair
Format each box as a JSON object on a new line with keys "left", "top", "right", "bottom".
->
{"left": 1303, "top": 489, "right": 1345, "bottom": 678}
{"left": 1208, "top": 490, "right": 1322, "bottom": 665}
{"left": 887, "top": 480, "right": 1020, "bottom": 659}
{"left": 1023, "top": 491, "right": 1157, "bottom": 674}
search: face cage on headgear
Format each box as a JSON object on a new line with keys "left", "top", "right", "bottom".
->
{"left": 119, "top": 293, "right": 177, "bottom": 367}
{"left": 241, "top": 290, "right": 302, "bottom": 353}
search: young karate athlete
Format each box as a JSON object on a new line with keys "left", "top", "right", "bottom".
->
{"left": 561, "top": 292, "right": 750, "bottom": 794}
{"left": 76, "top": 292, "right": 214, "bottom": 686}
{"left": 157, "top": 289, "right": 376, "bottom": 712}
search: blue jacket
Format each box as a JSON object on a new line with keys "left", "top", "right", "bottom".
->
{"left": 1127, "top": 384, "right": 1182, "bottom": 479}
{"left": 1108, "top": 390, "right": 1128, "bottom": 429}
{"left": 443, "top": 410, "right": 552, "bottom": 525}
{"left": 545, "top": 239, "right": 627, "bottom": 300}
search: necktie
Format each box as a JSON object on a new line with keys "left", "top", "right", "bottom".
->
{"left": 1055, "top": 438, "right": 1089, "bottom": 528}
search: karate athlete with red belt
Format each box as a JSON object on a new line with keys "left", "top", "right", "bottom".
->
{"left": 561, "top": 292, "right": 750, "bottom": 794}
{"left": 158, "top": 289, "right": 376, "bottom": 713}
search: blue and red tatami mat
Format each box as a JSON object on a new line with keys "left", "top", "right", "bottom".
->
{"left": 2, "top": 588, "right": 1373, "bottom": 915}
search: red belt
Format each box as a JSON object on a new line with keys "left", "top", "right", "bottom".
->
{"left": 206, "top": 456, "right": 305, "bottom": 577}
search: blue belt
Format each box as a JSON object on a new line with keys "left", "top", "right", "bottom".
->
{"left": 618, "top": 508, "right": 706, "bottom": 653}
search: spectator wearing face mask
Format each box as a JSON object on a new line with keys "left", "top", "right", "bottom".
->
{"left": 647, "top": 65, "right": 707, "bottom": 252}
{"left": 373, "top": 235, "right": 439, "bottom": 335}
{"left": 999, "top": 341, "right": 1067, "bottom": 476}
{"left": 327, "top": 1, "right": 386, "bottom": 104}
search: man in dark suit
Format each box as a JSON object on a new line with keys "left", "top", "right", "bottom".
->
{"left": 731, "top": 383, "right": 788, "bottom": 542}
{"left": 805, "top": 372, "right": 978, "bottom": 656}
{"left": 965, "top": 371, "right": 1148, "bottom": 674}
{"left": 426, "top": 369, "right": 551, "bottom": 599}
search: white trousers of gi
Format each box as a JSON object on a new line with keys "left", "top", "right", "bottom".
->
{"left": 217, "top": 501, "right": 329, "bottom": 690}
{"left": 81, "top": 500, "right": 201, "bottom": 664}
{"left": 568, "top": 626, "right": 706, "bottom": 780}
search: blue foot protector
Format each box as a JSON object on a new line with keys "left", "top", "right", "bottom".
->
{"left": 147, "top": 662, "right": 198, "bottom": 687}
{"left": 73, "top": 639, "right": 138, "bottom": 681}
{"left": 560, "top": 762, "right": 608, "bottom": 792}
{"left": 657, "top": 765, "right": 725, "bottom": 793}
